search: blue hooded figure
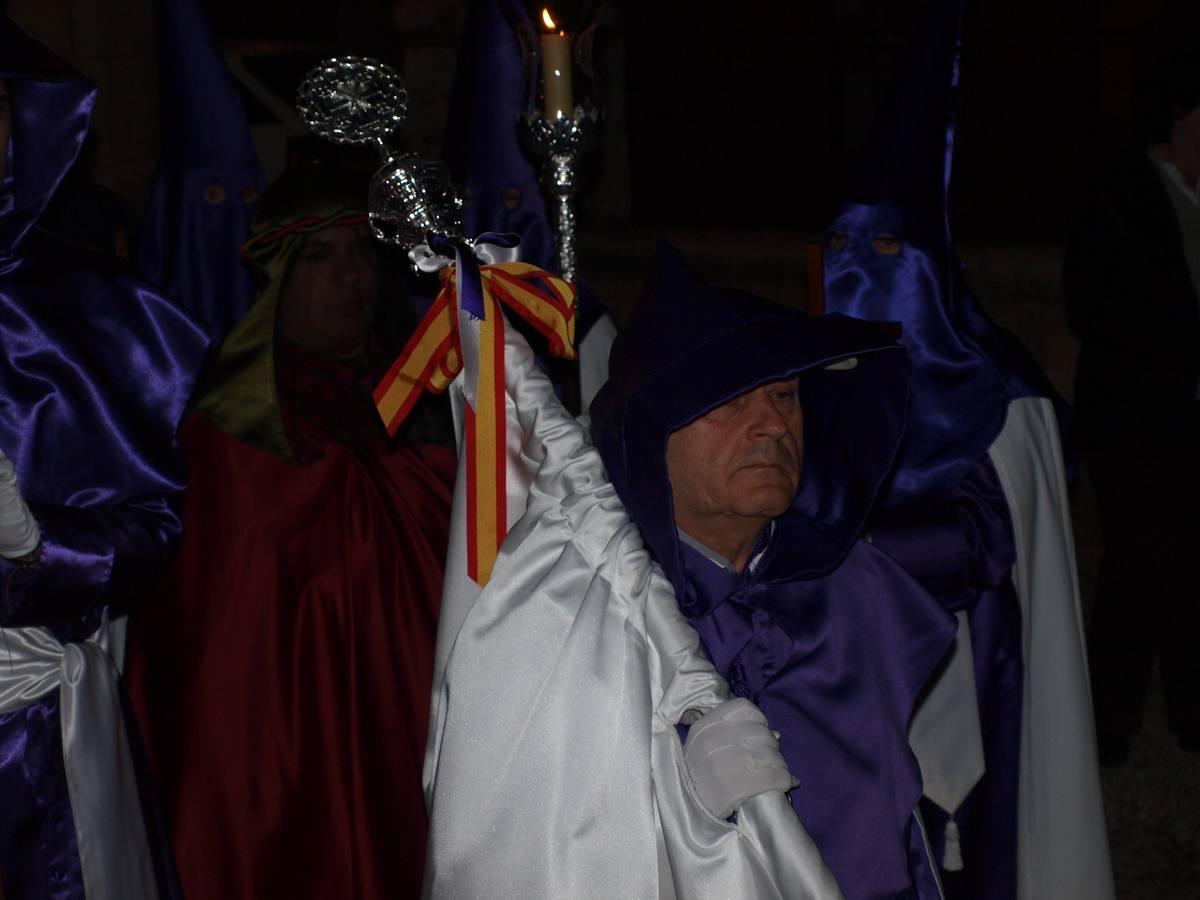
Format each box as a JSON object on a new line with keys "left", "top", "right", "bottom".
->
{"left": 823, "top": 0, "right": 1112, "bottom": 896}
{"left": 138, "top": 0, "right": 266, "bottom": 343}
{"left": 0, "top": 15, "right": 208, "bottom": 900}
{"left": 591, "top": 243, "right": 956, "bottom": 900}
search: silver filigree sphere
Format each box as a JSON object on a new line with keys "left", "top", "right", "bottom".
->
{"left": 296, "top": 55, "right": 409, "bottom": 147}
{"left": 297, "top": 56, "right": 464, "bottom": 250}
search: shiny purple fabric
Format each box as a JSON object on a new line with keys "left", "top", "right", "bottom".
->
{"left": 0, "top": 696, "right": 83, "bottom": 900}
{"left": 137, "top": 0, "right": 265, "bottom": 342}
{"left": 591, "top": 244, "right": 956, "bottom": 900}
{"left": 871, "top": 459, "right": 1023, "bottom": 900}
{"left": 823, "top": 0, "right": 1057, "bottom": 508}
{"left": 0, "top": 16, "right": 208, "bottom": 900}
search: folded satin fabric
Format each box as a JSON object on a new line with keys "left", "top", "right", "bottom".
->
{"left": 0, "top": 449, "right": 40, "bottom": 558}
{"left": 0, "top": 620, "right": 159, "bottom": 900}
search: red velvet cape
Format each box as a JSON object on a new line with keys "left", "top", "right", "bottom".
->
{"left": 127, "top": 413, "right": 454, "bottom": 900}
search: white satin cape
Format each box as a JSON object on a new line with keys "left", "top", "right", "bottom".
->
{"left": 909, "top": 395, "right": 1114, "bottom": 898}
{"left": 421, "top": 314, "right": 843, "bottom": 900}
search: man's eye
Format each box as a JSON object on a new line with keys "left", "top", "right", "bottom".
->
{"left": 772, "top": 390, "right": 797, "bottom": 403}
{"left": 826, "top": 231, "right": 848, "bottom": 252}
{"left": 871, "top": 234, "right": 902, "bottom": 256}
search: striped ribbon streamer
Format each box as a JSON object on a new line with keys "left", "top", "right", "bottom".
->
{"left": 375, "top": 249, "right": 575, "bottom": 584}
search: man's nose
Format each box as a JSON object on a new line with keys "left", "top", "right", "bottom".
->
{"left": 746, "top": 388, "right": 788, "bottom": 438}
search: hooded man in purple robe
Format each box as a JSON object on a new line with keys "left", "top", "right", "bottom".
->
{"left": 0, "top": 15, "right": 208, "bottom": 900}
{"left": 590, "top": 243, "right": 957, "bottom": 900}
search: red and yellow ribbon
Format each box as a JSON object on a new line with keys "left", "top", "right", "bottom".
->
{"left": 375, "top": 260, "right": 575, "bottom": 585}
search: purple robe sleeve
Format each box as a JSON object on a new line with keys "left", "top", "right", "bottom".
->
{"left": 1, "top": 494, "right": 183, "bottom": 627}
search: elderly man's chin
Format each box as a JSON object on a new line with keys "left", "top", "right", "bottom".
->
{"left": 733, "top": 466, "right": 799, "bottom": 517}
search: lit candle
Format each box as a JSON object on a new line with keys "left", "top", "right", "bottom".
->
{"left": 540, "top": 8, "right": 573, "bottom": 121}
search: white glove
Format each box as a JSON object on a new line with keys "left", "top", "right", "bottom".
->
{"left": 683, "top": 697, "right": 799, "bottom": 820}
{"left": 0, "top": 449, "right": 40, "bottom": 559}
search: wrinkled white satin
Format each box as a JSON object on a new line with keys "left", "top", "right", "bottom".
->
{"left": 908, "top": 609, "right": 985, "bottom": 869}
{"left": 578, "top": 312, "right": 617, "bottom": 412}
{"left": 0, "top": 448, "right": 40, "bottom": 558}
{"left": 422, "top": 313, "right": 842, "bottom": 899}
{"left": 988, "top": 396, "right": 1114, "bottom": 900}
{"left": 0, "top": 619, "right": 159, "bottom": 900}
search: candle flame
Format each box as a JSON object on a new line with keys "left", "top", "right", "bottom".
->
{"left": 541, "top": 8, "right": 557, "bottom": 30}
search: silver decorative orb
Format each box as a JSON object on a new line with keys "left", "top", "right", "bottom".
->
{"left": 296, "top": 55, "right": 408, "bottom": 146}
{"left": 368, "top": 153, "right": 464, "bottom": 248}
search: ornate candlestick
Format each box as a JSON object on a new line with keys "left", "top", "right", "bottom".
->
{"left": 296, "top": 55, "right": 464, "bottom": 249}
{"left": 520, "top": 107, "right": 598, "bottom": 284}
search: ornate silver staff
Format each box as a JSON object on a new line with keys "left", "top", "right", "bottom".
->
{"left": 296, "top": 55, "right": 465, "bottom": 248}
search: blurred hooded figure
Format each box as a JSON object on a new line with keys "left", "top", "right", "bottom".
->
{"left": 590, "top": 244, "right": 957, "bottom": 900}
{"left": 137, "top": 0, "right": 266, "bottom": 344}
{"left": 125, "top": 162, "right": 455, "bottom": 900}
{"left": 1065, "top": 27, "right": 1200, "bottom": 765}
{"left": 824, "top": 0, "right": 1112, "bottom": 897}
{"left": 0, "top": 16, "right": 209, "bottom": 900}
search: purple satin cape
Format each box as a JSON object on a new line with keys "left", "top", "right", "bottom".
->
{"left": 0, "top": 15, "right": 209, "bottom": 900}
{"left": 591, "top": 244, "right": 956, "bottom": 899}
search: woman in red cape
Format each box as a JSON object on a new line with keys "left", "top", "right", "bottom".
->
{"left": 126, "top": 164, "right": 455, "bottom": 900}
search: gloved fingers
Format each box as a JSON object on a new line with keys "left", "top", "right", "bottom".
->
{"left": 682, "top": 697, "right": 798, "bottom": 820}
{"left": 687, "top": 697, "right": 767, "bottom": 733}
{"left": 685, "top": 715, "right": 782, "bottom": 757}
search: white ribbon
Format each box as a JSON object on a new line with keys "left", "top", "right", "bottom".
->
{"left": 0, "top": 620, "right": 159, "bottom": 900}
{"left": 407, "top": 234, "right": 522, "bottom": 274}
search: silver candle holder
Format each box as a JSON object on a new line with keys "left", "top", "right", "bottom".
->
{"left": 519, "top": 107, "right": 599, "bottom": 284}
{"left": 296, "top": 55, "right": 464, "bottom": 249}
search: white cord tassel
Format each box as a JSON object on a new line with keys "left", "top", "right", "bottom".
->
{"left": 0, "top": 450, "right": 40, "bottom": 558}
{"left": 942, "top": 817, "right": 964, "bottom": 871}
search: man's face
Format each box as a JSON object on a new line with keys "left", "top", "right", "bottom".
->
{"left": 666, "top": 377, "right": 805, "bottom": 538}
{"left": 278, "top": 222, "right": 379, "bottom": 360}
{"left": 0, "top": 81, "right": 11, "bottom": 185}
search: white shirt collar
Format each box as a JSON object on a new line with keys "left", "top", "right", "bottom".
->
{"left": 677, "top": 522, "right": 774, "bottom": 573}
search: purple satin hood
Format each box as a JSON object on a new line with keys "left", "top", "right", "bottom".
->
{"left": 0, "top": 18, "right": 95, "bottom": 264}
{"left": 591, "top": 241, "right": 911, "bottom": 589}
{"left": 823, "top": 0, "right": 1059, "bottom": 507}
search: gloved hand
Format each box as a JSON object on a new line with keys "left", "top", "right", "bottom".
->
{"left": 683, "top": 697, "right": 798, "bottom": 820}
{"left": 0, "top": 449, "right": 40, "bottom": 559}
